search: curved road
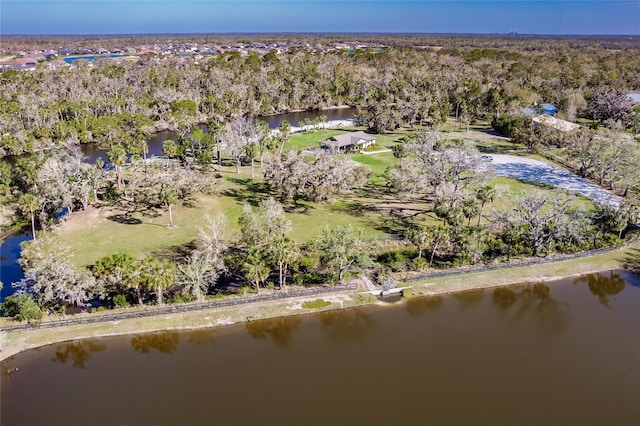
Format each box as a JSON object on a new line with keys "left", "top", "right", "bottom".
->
{"left": 488, "top": 154, "right": 621, "bottom": 207}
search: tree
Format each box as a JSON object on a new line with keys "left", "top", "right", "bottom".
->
{"left": 475, "top": 185, "right": 496, "bottom": 226}
{"left": 590, "top": 89, "right": 635, "bottom": 128}
{"left": 424, "top": 225, "right": 450, "bottom": 267}
{"left": 242, "top": 248, "right": 270, "bottom": 293}
{"left": 238, "top": 197, "right": 295, "bottom": 289}
{"left": 177, "top": 253, "right": 216, "bottom": 301}
{"left": 222, "top": 116, "right": 265, "bottom": 173}
{"left": 593, "top": 202, "right": 639, "bottom": 239}
{"left": 238, "top": 197, "right": 291, "bottom": 249}
{"left": 159, "top": 182, "right": 179, "bottom": 228}
{"left": 496, "top": 191, "right": 572, "bottom": 256}
{"left": 162, "top": 139, "right": 183, "bottom": 159}
{"left": 267, "top": 236, "right": 298, "bottom": 290}
{"left": 277, "top": 119, "right": 291, "bottom": 154}
{"left": 106, "top": 144, "right": 127, "bottom": 193}
{"left": 264, "top": 150, "right": 369, "bottom": 203}
{"left": 316, "top": 225, "right": 368, "bottom": 284}
{"left": 16, "top": 236, "right": 98, "bottom": 310}
{"left": 197, "top": 214, "right": 228, "bottom": 270}
{"left": 405, "top": 225, "right": 431, "bottom": 259}
{"left": 93, "top": 252, "right": 142, "bottom": 304}
{"left": 566, "top": 128, "right": 600, "bottom": 178}
{"left": 0, "top": 294, "right": 43, "bottom": 323}
{"left": 18, "top": 193, "right": 42, "bottom": 241}
{"left": 386, "top": 131, "right": 487, "bottom": 203}
{"left": 141, "top": 257, "right": 176, "bottom": 305}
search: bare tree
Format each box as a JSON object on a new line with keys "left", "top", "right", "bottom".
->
{"left": 264, "top": 150, "right": 369, "bottom": 202}
{"left": 590, "top": 89, "right": 635, "bottom": 128}
{"left": 221, "top": 117, "right": 266, "bottom": 173}
{"left": 495, "top": 191, "right": 573, "bottom": 257}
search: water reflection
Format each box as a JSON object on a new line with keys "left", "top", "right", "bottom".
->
{"left": 52, "top": 340, "right": 106, "bottom": 368}
{"left": 492, "top": 283, "right": 567, "bottom": 333}
{"left": 130, "top": 331, "right": 180, "bottom": 354}
{"left": 184, "top": 329, "right": 218, "bottom": 347}
{"left": 245, "top": 317, "right": 302, "bottom": 348}
{"left": 405, "top": 295, "right": 443, "bottom": 317}
{"left": 452, "top": 289, "right": 484, "bottom": 308}
{"left": 575, "top": 270, "right": 626, "bottom": 307}
{"left": 319, "top": 308, "right": 376, "bottom": 342}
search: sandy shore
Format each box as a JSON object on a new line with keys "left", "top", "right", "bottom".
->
{"left": 1, "top": 242, "right": 638, "bottom": 361}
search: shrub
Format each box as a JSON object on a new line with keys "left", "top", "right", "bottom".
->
{"left": 412, "top": 257, "right": 428, "bottom": 270}
{"left": 0, "top": 294, "right": 43, "bottom": 323}
{"left": 112, "top": 293, "right": 130, "bottom": 308}
{"left": 171, "top": 293, "right": 196, "bottom": 304}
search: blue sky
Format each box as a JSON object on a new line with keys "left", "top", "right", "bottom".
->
{"left": 2, "top": 1, "right": 639, "bottom": 35}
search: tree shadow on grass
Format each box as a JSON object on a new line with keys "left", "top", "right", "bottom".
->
{"left": 106, "top": 213, "right": 143, "bottom": 225}
{"left": 149, "top": 240, "right": 198, "bottom": 260}
{"left": 284, "top": 201, "right": 314, "bottom": 215}
{"left": 221, "top": 179, "right": 278, "bottom": 207}
{"left": 622, "top": 248, "right": 640, "bottom": 274}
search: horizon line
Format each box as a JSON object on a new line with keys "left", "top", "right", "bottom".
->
{"left": 3, "top": 31, "right": 640, "bottom": 37}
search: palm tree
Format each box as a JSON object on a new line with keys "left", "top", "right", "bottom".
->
{"left": 476, "top": 185, "right": 496, "bottom": 226}
{"left": 122, "top": 260, "right": 145, "bottom": 306}
{"left": 242, "top": 248, "right": 270, "bottom": 293}
{"left": 159, "top": 183, "right": 179, "bottom": 228}
{"left": 268, "top": 237, "right": 298, "bottom": 290}
{"left": 278, "top": 120, "right": 291, "bottom": 154}
{"left": 107, "top": 144, "right": 127, "bottom": 192}
{"left": 142, "top": 257, "right": 176, "bottom": 305}
{"left": 427, "top": 225, "right": 450, "bottom": 268}
{"left": 18, "top": 193, "right": 41, "bottom": 242}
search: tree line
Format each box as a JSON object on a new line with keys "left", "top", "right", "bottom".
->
{"left": 1, "top": 37, "right": 638, "bottom": 158}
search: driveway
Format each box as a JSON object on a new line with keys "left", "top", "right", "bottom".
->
{"left": 487, "top": 154, "right": 621, "bottom": 207}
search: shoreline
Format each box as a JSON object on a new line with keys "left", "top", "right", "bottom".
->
{"left": 1, "top": 242, "right": 637, "bottom": 362}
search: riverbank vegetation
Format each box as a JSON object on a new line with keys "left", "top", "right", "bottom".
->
{"left": 1, "top": 35, "right": 639, "bottom": 321}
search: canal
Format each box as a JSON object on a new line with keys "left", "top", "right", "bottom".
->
{"left": 2, "top": 270, "right": 638, "bottom": 425}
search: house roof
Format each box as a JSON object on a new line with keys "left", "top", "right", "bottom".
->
{"left": 627, "top": 93, "right": 640, "bottom": 104}
{"left": 323, "top": 131, "right": 375, "bottom": 148}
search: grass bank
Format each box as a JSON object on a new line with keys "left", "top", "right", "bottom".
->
{"left": 2, "top": 242, "right": 638, "bottom": 362}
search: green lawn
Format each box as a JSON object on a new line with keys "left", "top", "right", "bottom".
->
{"left": 285, "top": 128, "right": 403, "bottom": 152}
{"left": 55, "top": 127, "right": 596, "bottom": 267}
{"left": 57, "top": 166, "right": 390, "bottom": 267}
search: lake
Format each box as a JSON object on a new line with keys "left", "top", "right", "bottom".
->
{"left": 2, "top": 270, "right": 638, "bottom": 426}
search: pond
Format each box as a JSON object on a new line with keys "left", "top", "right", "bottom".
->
{"left": 2, "top": 270, "right": 638, "bottom": 426}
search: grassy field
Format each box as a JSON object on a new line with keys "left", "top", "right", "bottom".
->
{"left": 54, "top": 125, "right": 593, "bottom": 267}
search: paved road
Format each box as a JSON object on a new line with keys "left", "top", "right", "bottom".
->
{"left": 487, "top": 154, "right": 621, "bottom": 207}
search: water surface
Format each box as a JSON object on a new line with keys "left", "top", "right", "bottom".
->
{"left": 2, "top": 271, "right": 639, "bottom": 425}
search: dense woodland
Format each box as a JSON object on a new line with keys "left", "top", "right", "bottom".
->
{"left": 1, "top": 35, "right": 639, "bottom": 321}
{"left": 1, "top": 35, "right": 639, "bottom": 157}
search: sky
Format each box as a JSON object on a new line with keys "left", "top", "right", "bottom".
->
{"left": 1, "top": 1, "right": 639, "bottom": 35}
